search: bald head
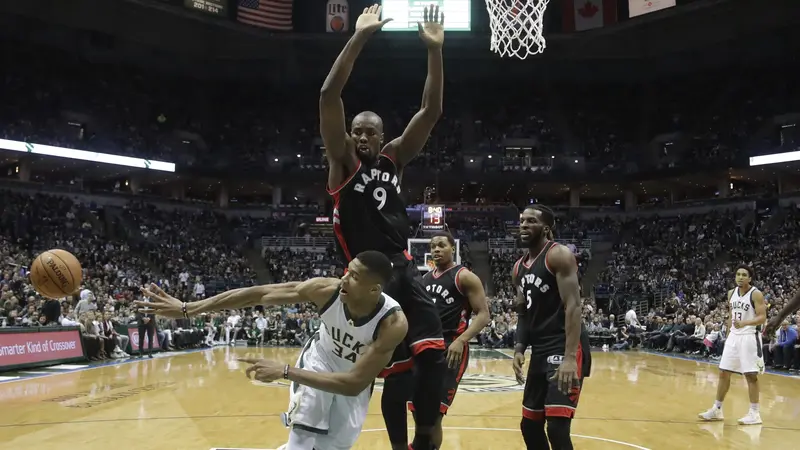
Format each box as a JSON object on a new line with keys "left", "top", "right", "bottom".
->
{"left": 351, "top": 111, "right": 385, "bottom": 163}
{"left": 352, "top": 111, "right": 384, "bottom": 132}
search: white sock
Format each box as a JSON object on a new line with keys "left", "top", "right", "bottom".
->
{"left": 714, "top": 400, "right": 723, "bottom": 409}
{"left": 750, "top": 403, "right": 759, "bottom": 412}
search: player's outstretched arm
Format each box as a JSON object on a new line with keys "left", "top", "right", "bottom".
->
{"left": 136, "top": 278, "right": 340, "bottom": 318}
{"left": 765, "top": 290, "right": 800, "bottom": 336}
{"left": 320, "top": 4, "right": 392, "bottom": 163}
{"left": 383, "top": 5, "right": 444, "bottom": 168}
{"left": 285, "top": 310, "right": 408, "bottom": 396}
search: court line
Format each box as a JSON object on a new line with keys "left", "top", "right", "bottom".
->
{"left": 0, "top": 348, "right": 210, "bottom": 384}
{"left": 4, "top": 413, "right": 800, "bottom": 432}
{"left": 364, "top": 427, "right": 653, "bottom": 450}
{"left": 639, "top": 350, "right": 800, "bottom": 379}
{"left": 216, "top": 427, "right": 651, "bottom": 450}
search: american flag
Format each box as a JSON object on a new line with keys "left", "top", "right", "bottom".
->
{"left": 237, "top": 0, "right": 293, "bottom": 31}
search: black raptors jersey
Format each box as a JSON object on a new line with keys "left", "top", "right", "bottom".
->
{"left": 328, "top": 154, "right": 410, "bottom": 261}
{"left": 513, "top": 241, "right": 564, "bottom": 356}
{"left": 423, "top": 265, "right": 471, "bottom": 337}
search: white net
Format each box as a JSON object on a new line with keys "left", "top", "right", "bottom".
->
{"left": 485, "top": 0, "right": 550, "bottom": 59}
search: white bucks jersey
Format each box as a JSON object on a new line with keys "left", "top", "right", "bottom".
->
{"left": 729, "top": 286, "right": 760, "bottom": 336}
{"left": 315, "top": 288, "right": 401, "bottom": 372}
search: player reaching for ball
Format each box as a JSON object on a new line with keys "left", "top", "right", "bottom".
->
{"left": 137, "top": 251, "right": 407, "bottom": 450}
{"left": 319, "top": 4, "right": 446, "bottom": 450}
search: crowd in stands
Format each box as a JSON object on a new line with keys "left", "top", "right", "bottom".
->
{"left": 2, "top": 37, "right": 800, "bottom": 368}
{"left": 3, "top": 41, "right": 797, "bottom": 182}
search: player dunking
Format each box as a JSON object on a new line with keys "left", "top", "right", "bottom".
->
{"left": 698, "top": 265, "right": 766, "bottom": 425}
{"left": 512, "top": 205, "right": 591, "bottom": 450}
{"left": 319, "top": 4, "right": 446, "bottom": 450}
{"left": 137, "top": 251, "right": 408, "bottom": 450}
{"left": 407, "top": 232, "right": 491, "bottom": 448}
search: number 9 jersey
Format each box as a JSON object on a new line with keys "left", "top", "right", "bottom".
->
{"left": 328, "top": 154, "right": 411, "bottom": 262}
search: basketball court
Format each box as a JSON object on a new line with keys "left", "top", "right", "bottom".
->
{"left": 1, "top": 347, "right": 798, "bottom": 449}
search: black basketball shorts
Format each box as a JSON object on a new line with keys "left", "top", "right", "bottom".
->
{"left": 407, "top": 334, "right": 470, "bottom": 414}
{"left": 522, "top": 342, "right": 590, "bottom": 421}
{"left": 378, "top": 254, "right": 445, "bottom": 378}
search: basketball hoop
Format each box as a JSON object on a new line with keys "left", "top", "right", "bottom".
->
{"left": 485, "top": 0, "right": 550, "bottom": 59}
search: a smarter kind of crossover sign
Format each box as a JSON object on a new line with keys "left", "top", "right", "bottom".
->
{"left": 0, "top": 329, "right": 84, "bottom": 368}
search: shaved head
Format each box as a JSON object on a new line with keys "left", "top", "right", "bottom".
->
{"left": 351, "top": 111, "right": 385, "bottom": 163}
{"left": 352, "top": 111, "right": 384, "bottom": 132}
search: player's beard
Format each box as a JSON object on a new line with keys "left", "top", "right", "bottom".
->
{"left": 523, "top": 228, "right": 545, "bottom": 248}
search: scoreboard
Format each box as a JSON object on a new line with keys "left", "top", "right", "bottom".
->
{"left": 184, "top": 0, "right": 227, "bottom": 17}
{"left": 422, "top": 204, "right": 446, "bottom": 231}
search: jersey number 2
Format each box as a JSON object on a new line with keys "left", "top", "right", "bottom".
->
{"left": 373, "top": 187, "right": 386, "bottom": 210}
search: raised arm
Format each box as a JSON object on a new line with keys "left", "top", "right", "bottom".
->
{"left": 320, "top": 4, "right": 392, "bottom": 165}
{"left": 137, "top": 278, "right": 341, "bottom": 318}
{"left": 383, "top": 5, "right": 444, "bottom": 169}
{"left": 244, "top": 309, "right": 408, "bottom": 396}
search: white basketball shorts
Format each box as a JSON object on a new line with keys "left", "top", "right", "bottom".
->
{"left": 284, "top": 339, "right": 371, "bottom": 450}
{"left": 718, "top": 332, "right": 765, "bottom": 374}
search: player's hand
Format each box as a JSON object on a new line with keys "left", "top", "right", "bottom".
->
{"left": 446, "top": 338, "right": 466, "bottom": 368}
{"left": 136, "top": 283, "right": 183, "bottom": 318}
{"left": 355, "top": 4, "right": 393, "bottom": 35}
{"left": 239, "top": 358, "right": 285, "bottom": 383}
{"left": 513, "top": 352, "right": 526, "bottom": 384}
{"left": 550, "top": 356, "right": 579, "bottom": 395}
{"left": 418, "top": 4, "right": 444, "bottom": 48}
{"left": 763, "top": 317, "right": 780, "bottom": 337}
{"left": 733, "top": 320, "right": 742, "bottom": 329}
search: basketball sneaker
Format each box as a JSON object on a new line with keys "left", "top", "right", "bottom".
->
{"left": 737, "top": 410, "right": 762, "bottom": 425}
{"left": 698, "top": 406, "right": 724, "bottom": 421}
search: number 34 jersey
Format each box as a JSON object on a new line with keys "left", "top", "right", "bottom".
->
{"left": 315, "top": 287, "right": 402, "bottom": 373}
{"left": 328, "top": 154, "right": 411, "bottom": 261}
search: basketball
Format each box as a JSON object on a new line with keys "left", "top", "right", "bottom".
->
{"left": 30, "top": 249, "right": 83, "bottom": 299}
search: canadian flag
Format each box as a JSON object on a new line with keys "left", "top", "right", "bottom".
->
{"left": 563, "top": 0, "right": 618, "bottom": 32}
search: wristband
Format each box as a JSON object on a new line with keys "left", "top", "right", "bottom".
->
{"left": 283, "top": 364, "right": 290, "bottom": 380}
{"left": 182, "top": 302, "right": 189, "bottom": 319}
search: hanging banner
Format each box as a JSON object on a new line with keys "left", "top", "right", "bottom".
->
{"left": 326, "top": 0, "right": 349, "bottom": 33}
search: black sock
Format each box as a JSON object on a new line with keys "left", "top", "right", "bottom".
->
{"left": 410, "top": 348, "right": 447, "bottom": 428}
{"left": 521, "top": 417, "right": 549, "bottom": 450}
{"left": 546, "top": 417, "right": 573, "bottom": 450}
{"left": 409, "top": 349, "right": 446, "bottom": 450}
{"left": 382, "top": 372, "right": 414, "bottom": 446}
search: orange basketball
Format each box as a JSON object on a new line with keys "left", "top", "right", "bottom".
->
{"left": 30, "top": 249, "right": 83, "bottom": 299}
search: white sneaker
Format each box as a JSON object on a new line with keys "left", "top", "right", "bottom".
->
{"left": 698, "top": 406, "right": 724, "bottom": 421}
{"left": 737, "top": 410, "right": 762, "bottom": 425}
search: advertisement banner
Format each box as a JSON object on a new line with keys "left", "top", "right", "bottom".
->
{"left": 127, "top": 326, "right": 162, "bottom": 352}
{"left": 0, "top": 329, "right": 85, "bottom": 370}
{"left": 628, "top": 0, "right": 676, "bottom": 18}
{"left": 326, "top": 0, "right": 349, "bottom": 32}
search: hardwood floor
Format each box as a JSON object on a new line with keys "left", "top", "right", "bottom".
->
{"left": 1, "top": 347, "right": 797, "bottom": 449}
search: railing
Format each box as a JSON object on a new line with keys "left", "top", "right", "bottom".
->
{"left": 488, "top": 238, "right": 592, "bottom": 252}
{"left": 261, "top": 236, "right": 335, "bottom": 248}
